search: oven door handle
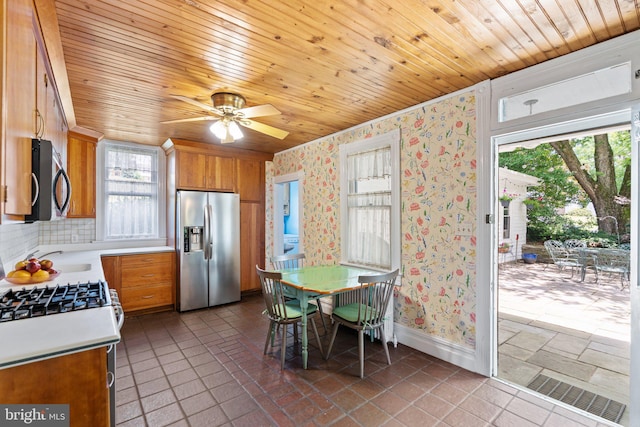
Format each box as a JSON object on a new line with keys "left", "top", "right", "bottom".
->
{"left": 53, "top": 168, "right": 72, "bottom": 214}
{"left": 114, "top": 302, "right": 125, "bottom": 330}
{"left": 31, "top": 173, "right": 40, "bottom": 206}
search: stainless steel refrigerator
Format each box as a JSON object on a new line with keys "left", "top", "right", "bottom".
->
{"left": 176, "top": 190, "right": 241, "bottom": 311}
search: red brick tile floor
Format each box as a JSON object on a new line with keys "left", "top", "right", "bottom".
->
{"left": 115, "top": 292, "right": 618, "bottom": 426}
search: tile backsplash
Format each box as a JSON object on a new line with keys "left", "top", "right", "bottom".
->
{"left": 0, "top": 218, "right": 95, "bottom": 266}
{"left": 0, "top": 222, "right": 40, "bottom": 266}
{"left": 39, "top": 218, "right": 96, "bottom": 245}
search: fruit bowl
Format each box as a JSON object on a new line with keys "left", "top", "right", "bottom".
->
{"left": 4, "top": 270, "right": 61, "bottom": 285}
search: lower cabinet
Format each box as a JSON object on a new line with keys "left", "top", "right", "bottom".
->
{"left": 0, "top": 347, "right": 109, "bottom": 426}
{"left": 101, "top": 251, "right": 175, "bottom": 314}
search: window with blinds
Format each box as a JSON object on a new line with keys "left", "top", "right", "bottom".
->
{"left": 103, "top": 142, "right": 159, "bottom": 239}
{"left": 340, "top": 130, "right": 400, "bottom": 270}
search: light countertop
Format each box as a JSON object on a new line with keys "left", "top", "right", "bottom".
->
{"left": 0, "top": 244, "right": 173, "bottom": 369}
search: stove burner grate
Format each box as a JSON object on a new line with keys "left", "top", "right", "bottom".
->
{"left": 0, "top": 281, "right": 110, "bottom": 322}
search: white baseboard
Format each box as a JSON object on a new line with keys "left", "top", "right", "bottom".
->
{"left": 395, "top": 323, "right": 481, "bottom": 374}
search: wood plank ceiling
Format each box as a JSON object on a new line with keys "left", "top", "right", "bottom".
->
{"left": 49, "top": 0, "right": 640, "bottom": 153}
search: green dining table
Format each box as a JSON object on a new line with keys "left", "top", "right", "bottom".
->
{"left": 279, "top": 264, "right": 380, "bottom": 369}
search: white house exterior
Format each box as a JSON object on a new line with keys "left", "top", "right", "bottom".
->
{"left": 498, "top": 167, "right": 540, "bottom": 262}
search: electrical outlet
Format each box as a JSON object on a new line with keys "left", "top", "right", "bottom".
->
{"left": 455, "top": 222, "right": 473, "bottom": 236}
{"left": 71, "top": 234, "right": 79, "bottom": 243}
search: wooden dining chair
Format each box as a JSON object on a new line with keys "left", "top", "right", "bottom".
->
{"left": 271, "top": 253, "right": 327, "bottom": 333}
{"left": 256, "top": 266, "right": 324, "bottom": 370}
{"left": 324, "top": 269, "right": 399, "bottom": 378}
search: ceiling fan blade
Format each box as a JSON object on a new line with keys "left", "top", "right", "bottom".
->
{"left": 236, "top": 104, "right": 281, "bottom": 119}
{"left": 161, "top": 116, "right": 219, "bottom": 124}
{"left": 239, "top": 119, "right": 289, "bottom": 140}
{"left": 170, "top": 95, "right": 222, "bottom": 115}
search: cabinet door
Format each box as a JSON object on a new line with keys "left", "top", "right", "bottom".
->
{"left": 206, "top": 155, "right": 236, "bottom": 191}
{"left": 237, "top": 158, "right": 263, "bottom": 202}
{"left": 3, "top": 0, "right": 36, "bottom": 216}
{"left": 67, "top": 134, "right": 97, "bottom": 217}
{"left": 176, "top": 151, "right": 207, "bottom": 189}
{"left": 0, "top": 347, "right": 109, "bottom": 426}
{"left": 240, "top": 202, "right": 263, "bottom": 292}
{"left": 101, "top": 255, "right": 121, "bottom": 295}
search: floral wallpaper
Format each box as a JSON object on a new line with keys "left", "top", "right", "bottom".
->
{"left": 269, "top": 90, "right": 477, "bottom": 349}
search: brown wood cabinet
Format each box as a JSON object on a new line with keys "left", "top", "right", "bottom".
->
{"left": 2, "top": 0, "right": 36, "bottom": 217}
{"left": 175, "top": 150, "right": 236, "bottom": 192}
{"left": 0, "top": 347, "right": 110, "bottom": 426}
{"left": 102, "top": 252, "right": 175, "bottom": 314}
{"left": 164, "top": 139, "right": 272, "bottom": 293}
{"left": 240, "top": 202, "right": 263, "bottom": 292}
{"left": 66, "top": 132, "right": 98, "bottom": 217}
{"left": 237, "top": 158, "right": 264, "bottom": 202}
{"left": 1, "top": 0, "right": 70, "bottom": 221}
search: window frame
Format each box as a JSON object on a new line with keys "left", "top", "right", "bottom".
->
{"left": 96, "top": 140, "right": 166, "bottom": 242}
{"left": 339, "top": 129, "right": 400, "bottom": 271}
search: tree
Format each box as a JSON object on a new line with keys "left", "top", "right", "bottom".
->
{"left": 500, "top": 130, "right": 630, "bottom": 239}
{"left": 550, "top": 132, "right": 630, "bottom": 236}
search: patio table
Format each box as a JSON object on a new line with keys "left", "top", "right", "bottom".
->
{"left": 279, "top": 265, "right": 379, "bottom": 369}
{"left": 573, "top": 247, "right": 630, "bottom": 282}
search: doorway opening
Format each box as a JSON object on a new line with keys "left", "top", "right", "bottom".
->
{"left": 496, "top": 127, "right": 632, "bottom": 425}
{"left": 273, "top": 172, "right": 304, "bottom": 259}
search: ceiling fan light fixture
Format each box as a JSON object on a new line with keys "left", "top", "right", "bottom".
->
{"left": 210, "top": 120, "right": 227, "bottom": 139}
{"left": 210, "top": 118, "right": 244, "bottom": 143}
{"left": 228, "top": 121, "right": 243, "bottom": 139}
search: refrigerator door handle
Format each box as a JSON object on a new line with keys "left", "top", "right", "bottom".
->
{"left": 203, "top": 204, "right": 212, "bottom": 260}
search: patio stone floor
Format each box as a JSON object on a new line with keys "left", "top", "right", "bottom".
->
{"left": 498, "top": 261, "right": 630, "bottom": 426}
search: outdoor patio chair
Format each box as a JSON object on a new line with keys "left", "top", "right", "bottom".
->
{"left": 592, "top": 249, "right": 630, "bottom": 289}
{"left": 544, "top": 240, "right": 583, "bottom": 278}
{"left": 564, "top": 239, "right": 587, "bottom": 250}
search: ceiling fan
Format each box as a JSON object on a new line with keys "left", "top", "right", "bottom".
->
{"left": 162, "top": 92, "right": 289, "bottom": 143}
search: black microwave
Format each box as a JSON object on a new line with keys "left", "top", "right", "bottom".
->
{"left": 25, "top": 139, "right": 72, "bottom": 222}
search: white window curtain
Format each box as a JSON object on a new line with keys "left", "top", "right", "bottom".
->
{"left": 103, "top": 142, "right": 159, "bottom": 239}
{"left": 346, "top": 147, "right": 392, "bottom": 269}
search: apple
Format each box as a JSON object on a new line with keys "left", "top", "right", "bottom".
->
{"left": 47, "top": 268, "right": 58, "bottom": 276}
{"left": 26, "top": 260, "right": 41, "bottom": 274}
{"left": 14, "top": 260, "right": 28, "bottom": 270}
{"left": 40, "top": 259, "right": 53, "bottom": 270}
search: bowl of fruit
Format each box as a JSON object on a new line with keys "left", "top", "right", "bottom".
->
{"left": 5, "top": 257, "right": 60, "bottom": 284}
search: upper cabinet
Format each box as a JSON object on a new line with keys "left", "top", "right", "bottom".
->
{"left": 2, "top": 0, "right": 37, "bottom": 216}
{"left": 66, "top": 131, "right": 98, "bottom": 218}
{"left": 174, "top": 150, "right": 237, "bottom": 192}
{"left": 1, "top": 0, "right": 71, "bottom": 221}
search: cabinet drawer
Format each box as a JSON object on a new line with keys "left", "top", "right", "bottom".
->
{"left": 121, "top": 265, "right": 173, "bottom": 288}
{"left": 121, "top": 284, "right": 172, "bottom": 312}
{"left": 120, "top": 252, "right": 173, "bottom": 270}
